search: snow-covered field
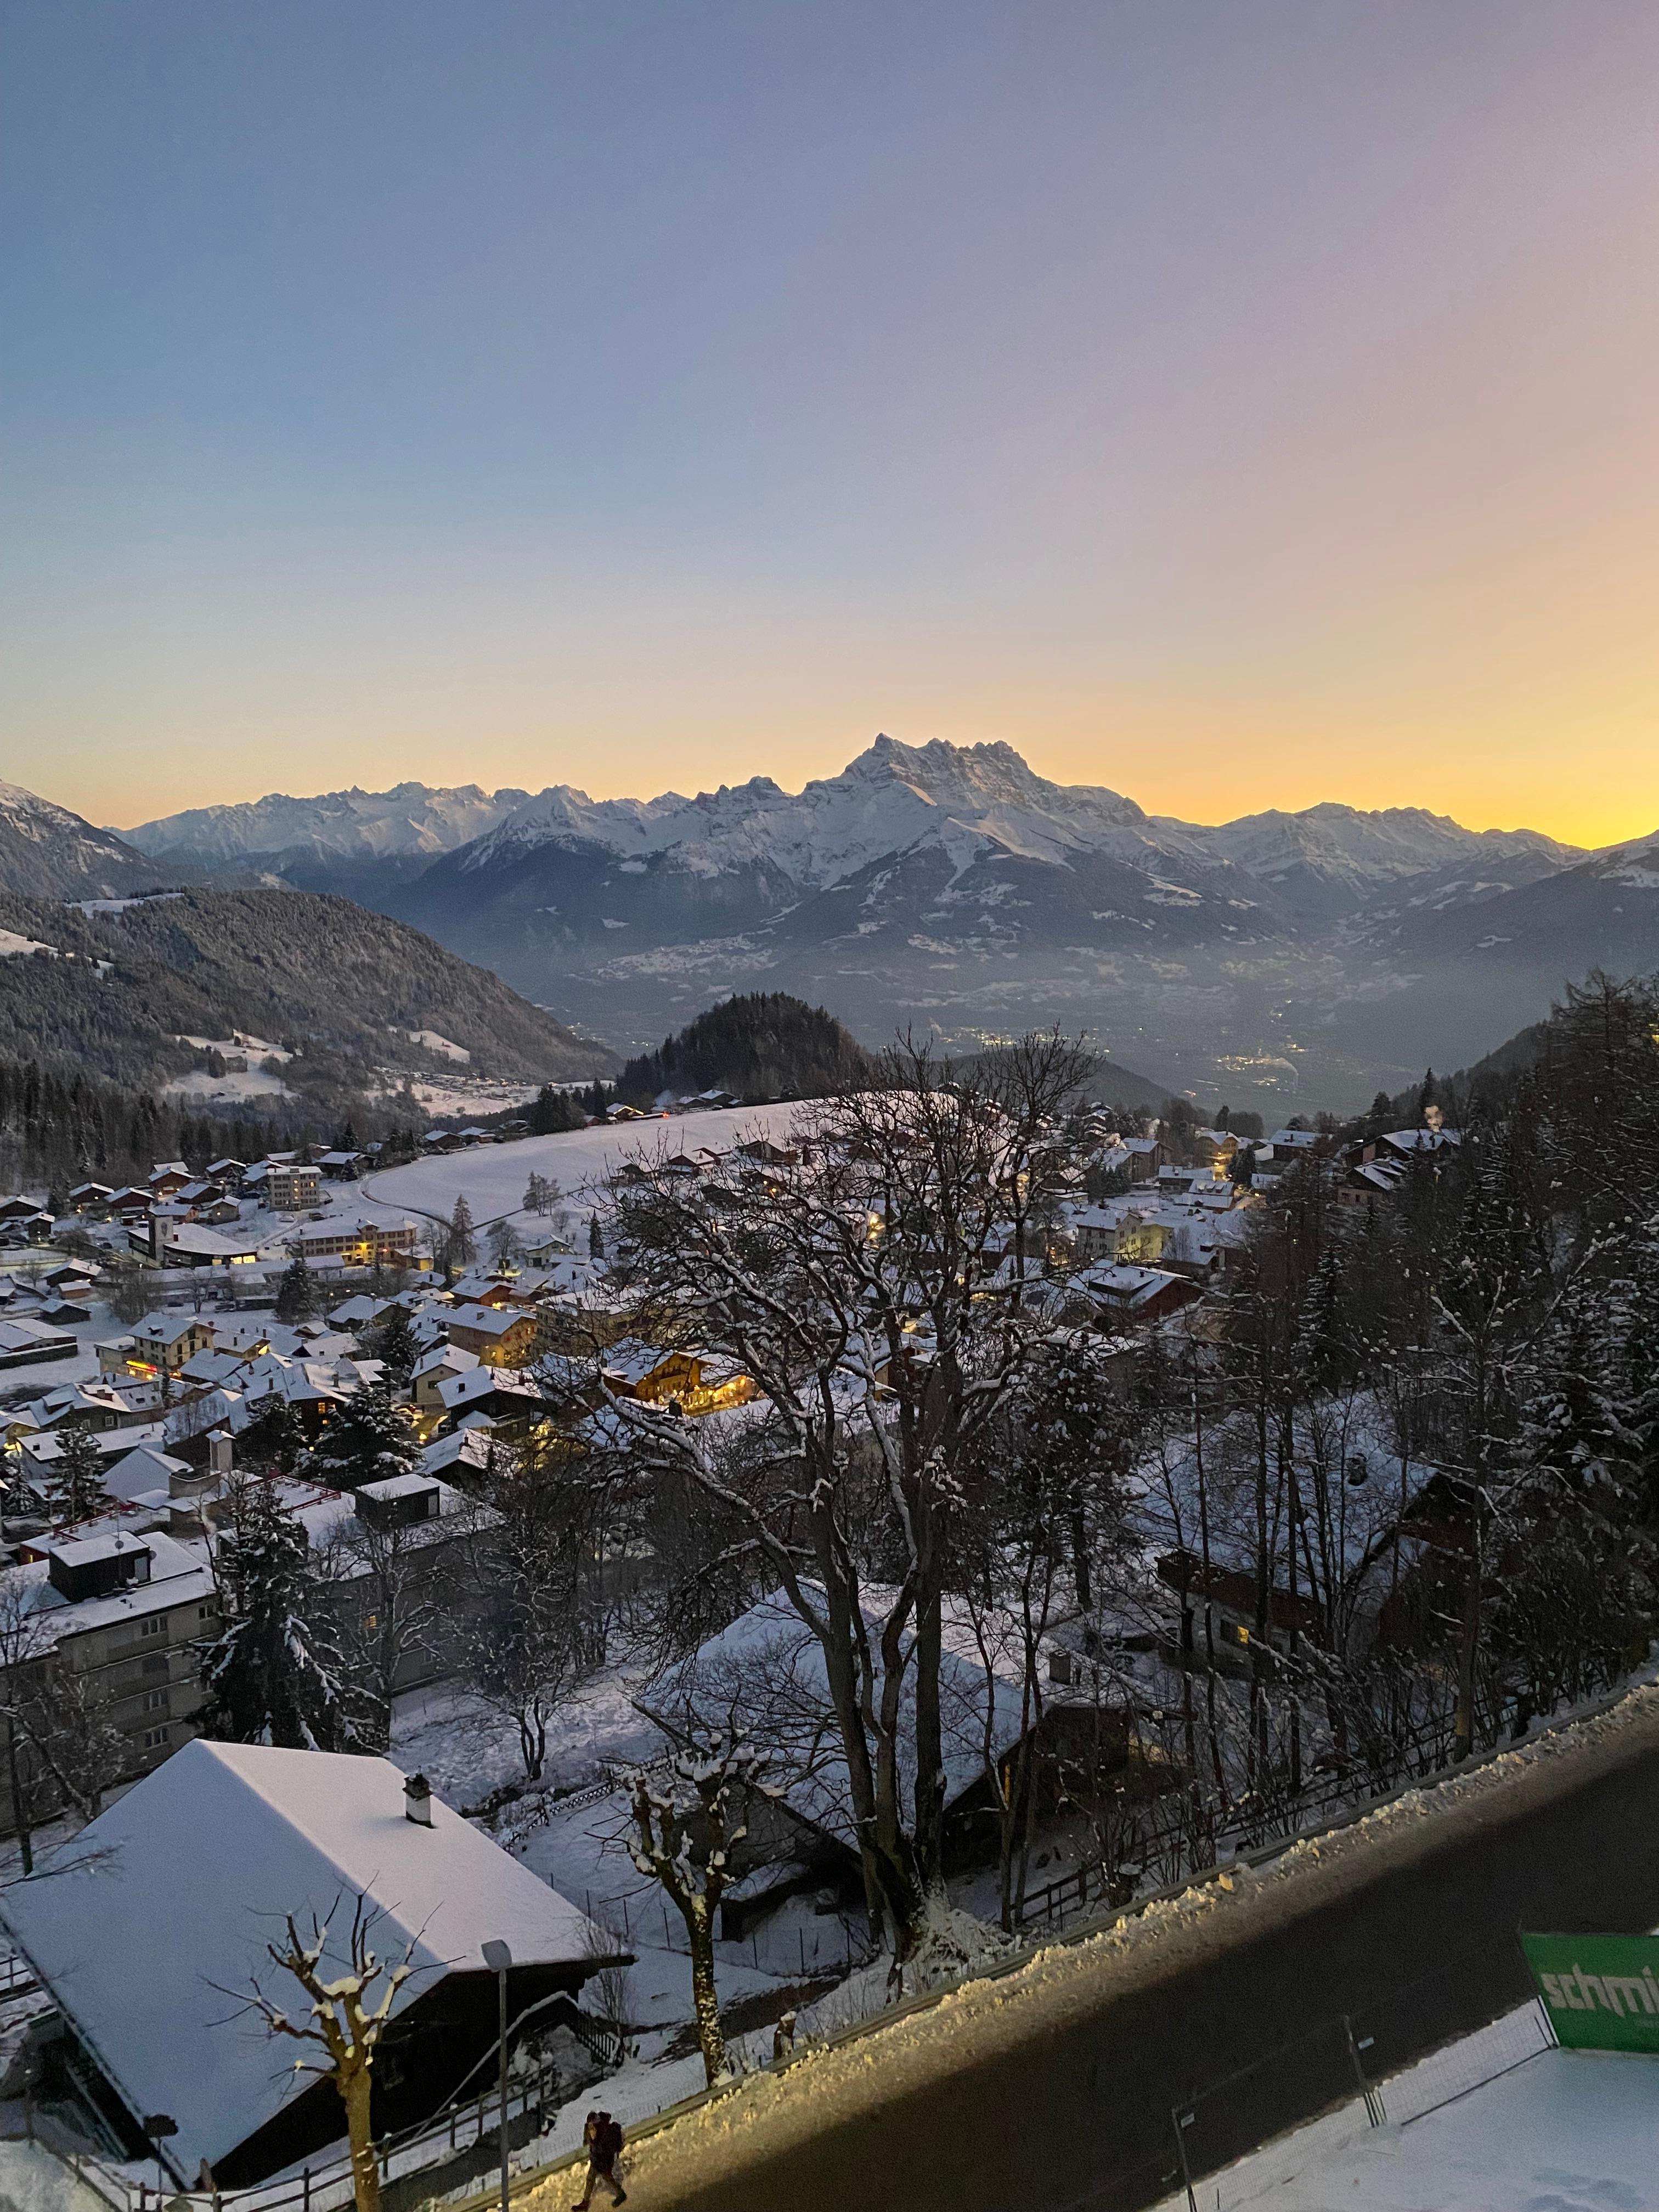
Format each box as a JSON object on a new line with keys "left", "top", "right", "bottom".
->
{"left": 1154, "top": 2015, "right": 1657, "bottom": 2211}
{"left": 358, "top": 1103, "right": 804, "bottom": 1229}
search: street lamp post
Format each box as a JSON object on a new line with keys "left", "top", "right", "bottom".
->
{"left": 481, "top": 1940, "right": 513, "bottom": 2212}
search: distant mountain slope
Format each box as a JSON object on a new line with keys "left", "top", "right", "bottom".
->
{"left": 127, "top": 781, "right": 529, "bottom": 865}
{"left": 0, "top": 886, "right": 616, "bottom": 1094}
{"left": 1177, "top": 803, "right": 1577, "bottom": 924}
{"left": 0, "top": 782, "right": 174, "bottom": 901}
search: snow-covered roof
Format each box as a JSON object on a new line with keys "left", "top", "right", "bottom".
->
{"left": 1378, "top": 1126, "right": 1462, "bottom": 1154}
{"left": 420, "top": 1426, "right": 504, "bottom": 1479}
{"left": 447, "top": 1301, "right": 529, "bottom": 1339}
{"left": 637, "top": 1587, "right": 1030, "bottom": 1853}
{"left": 133, "top": 1311, "right": 206, "bottom": 1345}
{"left": 436, "top": 1364, "right": 539, "bottom": 1412}
{"left": 0, "top": 1742, "right": 617, "bottom": 2182}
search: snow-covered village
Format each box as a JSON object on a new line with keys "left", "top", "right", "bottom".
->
{"left": 8, "top": 9, "right": 1659, "bottom": 2210}
{"left": 0, "top": 975, "right": 1656, "bottom": 2212}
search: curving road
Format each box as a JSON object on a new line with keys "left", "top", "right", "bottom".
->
{"left": 568, "top": 1688, "right": 1659, "bottom": 2212}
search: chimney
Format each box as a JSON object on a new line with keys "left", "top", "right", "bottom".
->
{"left": 404, "top": 1772, "right": 433, "bottom": 1827}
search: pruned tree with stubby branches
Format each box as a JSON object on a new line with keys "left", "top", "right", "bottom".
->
{"left": 627, "top": 1730, "right": 777, "bottom": 2086}
{"left": 239, "top": 1892, "right": 419, "bottom": 2212}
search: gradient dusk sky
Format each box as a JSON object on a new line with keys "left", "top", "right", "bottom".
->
{"left": 3, "top": 1, "right": 1657, "bottom": 844}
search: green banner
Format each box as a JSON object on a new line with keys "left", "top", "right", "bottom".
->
{"left": 1522, "top": 1932, "right": 1659, "bottom": 2053}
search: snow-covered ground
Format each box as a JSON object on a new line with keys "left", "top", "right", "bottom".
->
{"left": 358, "top": 1102, "right": 803, "bottom": 1230}
{"left": 390, "top": 1660, "right": 855, "bottom": 2057}
{"left": 1154, "top": 2012, "right": 1657, "bottom": 2211}
{"left": 160, "top": 1068, "right": 295, "bottom": 1104}
{"left": 0, "top": 2139, "right": 112, "bottom": 2212}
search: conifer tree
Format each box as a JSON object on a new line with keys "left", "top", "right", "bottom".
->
{"left": 275, "top": 1254, "right": 321, "bottom": 1322}
{"left": 202, "top": 1475, "right": 360, "bottom": 1749}
{"left": 370, "top": 1306, "right": 419, "bottom": 1389}
{"left": 447, "top": 1195, "right": 476, "bottom": 1267}
{"left": 241, "top": 1395, "right": 311, "bottom": 1475}
{"left": 311, "top": 1378, "right": 421, "bottom": 1495}
{"left": 42, "top": 1426, "right": 105, "bottom": 1526}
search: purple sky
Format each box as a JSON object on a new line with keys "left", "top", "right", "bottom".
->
{"left": 3, "top": 2, "right": 1657, "bottom": 843}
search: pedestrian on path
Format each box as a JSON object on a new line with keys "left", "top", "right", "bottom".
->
{"left": 572, "top": 2110, "right": 627, "bottom": 2208}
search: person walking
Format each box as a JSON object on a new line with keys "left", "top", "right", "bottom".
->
{"left": 771, "top": 2010, "right": 797, "bottom": 2064}
{"left": 572, "top": 2109, "right": 627, "bottom": 2208}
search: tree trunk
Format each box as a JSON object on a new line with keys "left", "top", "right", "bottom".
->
{"left": 685, "top": 1900, "right": 727, "bottom": 2086}
{"left": 5, "top": 1717, "right": 32, "bottom": 1877}
{"left": 1454, "top": 1515, "right": 1482, "bottom": 1763}
{"left": 341, "top": 2061, "right": 380, "bottom": 2212}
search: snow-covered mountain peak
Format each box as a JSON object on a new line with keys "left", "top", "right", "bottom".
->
{"left": 472, "top": 736, "right": 1165, "bottom": 888}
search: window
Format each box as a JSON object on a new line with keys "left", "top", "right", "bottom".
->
{"left": 139, "top": 1614, "right": 167, "bottom": 1639}
{"left": 143, "top": 1725, "right": 171, "bottom": 1749}
{"left": 143, "top": 1689, "right": 167, "bottom": 1713}
{"left": 198, "top": 1602, "right": 215, "bottom": 1622}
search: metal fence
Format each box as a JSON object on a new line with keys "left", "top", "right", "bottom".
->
{"left": 16, "top": 2009, "right": 625, "bottom": 2212}
{"left": 1159, "top": 1940, "right": 1552, "bottom": 2212}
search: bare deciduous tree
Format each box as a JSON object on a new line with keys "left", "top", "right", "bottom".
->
{"left": 242, "top": 1893, "right": 419, "bottom": 2212}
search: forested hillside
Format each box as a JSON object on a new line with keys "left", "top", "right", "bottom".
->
{"left": 0, "top": 1051, "right": 422, "bottom": 1196}
{"left": 0, "top": 888, "right": 617, "bottom": 1094}
{"left": 618, "top": 992, "right": 872, "bottom": 1103}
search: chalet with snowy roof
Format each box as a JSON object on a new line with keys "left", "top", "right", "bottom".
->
{"left": 1369, "top": 1126, "right": 1462, "bottom": 1164}
{"left": 446, "top": 1300, "right": 540, "bottom": 1368}
{"left": 0, "top": 1209, "right": 53, "bottom": 1246}
{"left": 1120, "top": 1136, "right": 1161, "bottom": 1183}
{"left": 420, "top": 1425, "right": 504, "bottom": 1485}
{"left": 640, "top": 1588, "right": 1040, "bottom": 1918}
{"left": 0, "top": 1316, "right": 78, "bottom": 1369}
{"left": 412, "top": 1340, "right": 479, "bottom": 1409}
{"left": 103, "top": 1185, "right": 153, "bottom": 1226}
{"left": 433, "top": 1363, "right": 547, "bottom": 1440}
{"left": 0, "top": 1743, "right": 627, "bottom": 2185}
{"left": 1071, "top": 1261, "right": 1205, "bottom": 1326}
{"left": 66, "top": 1181, "right": 112, "bottom": 1212}
{"left": 129, "top": 1311, "right": 214, "bottom": 1373}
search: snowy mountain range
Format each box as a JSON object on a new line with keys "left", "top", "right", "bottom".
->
{"left": 94, "top": 736, "right": 1659, "bottom": 1104}
{"left": 130, "top": 781, "right": 531, "bottom": 865}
